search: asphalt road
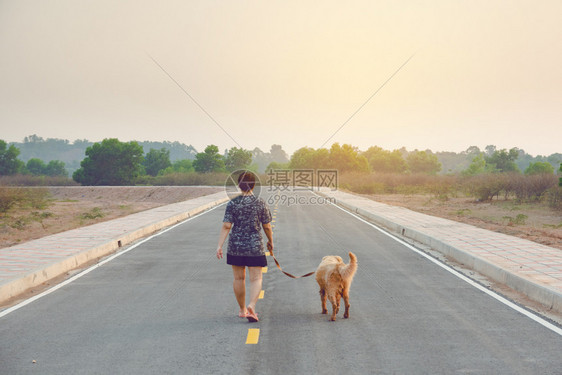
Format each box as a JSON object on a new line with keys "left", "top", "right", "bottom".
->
{"left": 1, "top": 190, "right": 561, "bottom": 374}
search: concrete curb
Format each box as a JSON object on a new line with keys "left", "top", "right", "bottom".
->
{"left": 319, "top": 191, "right": 562, "bottom": 313}
{"left": 0, "top": 194, "right": 228, "bottom": 306}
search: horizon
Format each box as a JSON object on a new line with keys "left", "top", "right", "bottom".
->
{"left": 6, "top": 134, "right": 561, "bottom": 159}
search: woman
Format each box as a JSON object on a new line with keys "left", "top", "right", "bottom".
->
{"left": 216, "top": 171, "right": 273, "bottom": 322}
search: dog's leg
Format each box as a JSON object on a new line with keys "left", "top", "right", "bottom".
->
{"left": 319, "top": 288, "right": 328, "bottom": 314}
{"left": 328, "top": 292, "right": 338, "bottom": 321}
{"left": 342, "top": 287, "right": 351, "bottom": 319}
{"left": 335, "top": 292, "right": 341, "bottom": 315}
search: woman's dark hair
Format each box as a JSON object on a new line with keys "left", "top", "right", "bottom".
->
{"left": 238, "top": 171, "right": 256, "bottom": 192}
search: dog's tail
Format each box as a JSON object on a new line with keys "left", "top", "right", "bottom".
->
{"left": 340, "top": 252, "right": 358, "bottom": 281}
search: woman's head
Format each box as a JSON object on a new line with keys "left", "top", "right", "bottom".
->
{"left": 238, "top": 171, "right": 256, "bottom": 192}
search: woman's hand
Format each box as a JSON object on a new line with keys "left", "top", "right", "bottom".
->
{"left": 216, "top": 247, "right": 223, "bottom": 259}
{"left": 267, "top": 241, "right": 274, "bottom": 252}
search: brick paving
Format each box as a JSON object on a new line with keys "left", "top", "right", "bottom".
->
{"left": 0, "top": 192, "right": 227, "bottom": 303}
{"left": 319, "top": 189, "right": 562, "bottom": 311}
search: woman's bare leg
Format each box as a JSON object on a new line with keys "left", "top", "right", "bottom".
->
{"left": 247, "top": 266, "right": 263, "bottom": 312}
{"left": 232, "top": 266, "right": 246, "bottom": 315}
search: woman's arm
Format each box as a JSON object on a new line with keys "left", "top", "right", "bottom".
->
{"left": 262, "top": 222, "right": 274, "bottom": 253}
{"left": 216, "top": 222, "right": 232, "bottom": 259}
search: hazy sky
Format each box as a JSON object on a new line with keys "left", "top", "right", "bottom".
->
{"left": 1, "top": 1, "right": 561, "bottom": 156}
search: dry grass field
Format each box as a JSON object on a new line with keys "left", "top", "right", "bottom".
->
{"left": 360, "top": 192, "right": 562, "bottom": 251}
{"left": 0, "top": 184, "right": 560, "bottom": 252}
{"left": 0, "top": 186, "right": 222, "bottom": 248}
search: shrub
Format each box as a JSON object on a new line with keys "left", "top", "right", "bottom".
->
{"left": 547, "top": 186, "right": 562, "bottom": 209}
{"left": 0, "top": 187, "right": 50, "bottom": 213}
{"left": 80, "top": 207, "right": 104, "bottom": 220}
{"left": 503, "top": 214, "right": 528, "bottom": 226}
{"left": 0, "top": 174, "right": 77, "bottom": 186}
{"left": 512, "top": 174, "right": 557, "bottom": 201}
{"left": 338, "top": 172, "right": 459, "bottom": 196}
{"left": 462, "top": 174, "right": 508, "bottom": 201}
{"left": 524, "top": 161, "right": 555, "bottom": 175}
{"left": 0, "top": 188, "right": 24, "bottom": 213}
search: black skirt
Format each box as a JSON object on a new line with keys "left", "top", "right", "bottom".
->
{"left": 227, "top": 254, "right": 267, "bottom": 267}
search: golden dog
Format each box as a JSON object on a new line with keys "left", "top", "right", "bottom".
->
{"left": 315, "top": 252, "right": 357, "bottom": 321}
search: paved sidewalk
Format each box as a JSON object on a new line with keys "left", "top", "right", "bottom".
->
{"left": 0, "top": 191, "right": 228, "bottom": 306}
{"left": 319, "top": 189, "right": 562, "bottom": 313}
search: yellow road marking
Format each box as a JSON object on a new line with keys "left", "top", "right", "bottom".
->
{"left": 246, "top": 329, "right": 260, "bottom": 344}
{"left": 265, "top": 251, "right": 270, "bottom": 256}
{"left": 262, "top": 267, "right": 268, "bottom": 273}
{"left": 259, "top": 290, "right": 265, "bottom": 299}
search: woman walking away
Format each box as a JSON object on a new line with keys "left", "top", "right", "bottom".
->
{"left": 216, "top": 171, "right": 273, "bottom": 322}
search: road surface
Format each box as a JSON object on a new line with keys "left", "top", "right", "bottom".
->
{"left": 1, "top": 191, "right": 561, "bottom": 374}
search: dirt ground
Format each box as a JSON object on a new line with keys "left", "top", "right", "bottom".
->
{"left": 1, "top": 187, "right": 561, "bottom": 252}
{"left": 360, "top": 192, "right": 562, "bottom": 251}
{"left": 0, "top": 186, "right": 222, "bottom": 248}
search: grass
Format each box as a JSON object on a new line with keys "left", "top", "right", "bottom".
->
{"left": 0, "top": 188, "right": 54, "bottom": 231}
{"left": 0, "top": 187, "right": 51, "bottom": 214}
{"left": 80, "top": 207, "right": 105, "bottom": 220}
{"left": 543, "top": 223, "right": 562, "bottom": 229}
{"left": 455, "top": 208, "right": 472, "bottom": 216}
{"left": 502, "top": 214, "right": 528, "bottom": 226}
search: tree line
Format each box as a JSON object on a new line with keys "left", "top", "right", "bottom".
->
{"left": 1, "top": 135, "right": 560, "bottom": 186}
{"left": 0, "top": 140, "right": 67, "bottom": 177}
{"left": 8, "top": 135, "right": 198, "bottom": 176}
{"left": 287, "top": 144, "right": 560, "bottom": 176}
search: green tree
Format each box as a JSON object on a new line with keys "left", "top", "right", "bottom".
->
{"left": 524, "top": 161, "right": 555, "bottom": 175}
{"left": 266, "top": 161, "right": 290, "bottom": 171}
{"left": 485, "top": 148, "right": 520, "bottom": 173}
{"left": 362, "top": 146, "right": 407, "bottom": 173}
{"left": 193, "top": 145, "right": 225, "bottom": 173}
{"left": 224, "top": 147, "right": 253, "bottom": 172}
{"left": 44, "top": 160, "right": 68, "bottom": 177}
{"left": 269, "top": 144, "right": 289, "bottom": 164}
{"left": 288, "top": 147, "right": 331, "bottom": 170}
{"left": 26, "top": 158, "right": 46, "bottom": 175}
{"left": 485, "top": 145, "right": 497, "bottom": 156}
{"left": 289, "top": 147, "right": 316, "bottom": 169}
{"left": 0, "top": 140, "right": 24, "bottom": 175}
{"left": 406, "top": 150, "right": 442, "bottom": 174}
{"left": 143, "top": 148, "right": 172, "bottom": 176}
{"left": 462, "top": 154, "right": 492, "bottom": 175}
{"left": 25, "top": 158, "right": 67, "bottom": 176}
{"left": 329, "top": 143, "right": 369, "bottom": 173}
{"left": 160, "top": 159, "right": 194, "bottom": 175}
{"left": 73, "top": 138, "right": 144, "bottom": 185}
